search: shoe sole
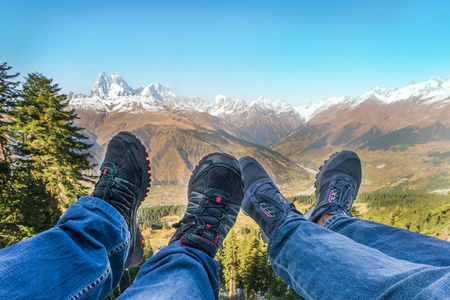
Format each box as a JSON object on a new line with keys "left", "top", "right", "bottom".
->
{"left": 117, "top": 131, "right": 151, "bottom": 268}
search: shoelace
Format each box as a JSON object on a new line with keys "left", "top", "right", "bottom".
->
{"left": 173, "top": 195, "right": 230, "bottom": 238}
{"left": 320, "top": 181, "right": 354, "bottom": 223}
{"left": 94, "top": 173, "right": 134, "bottom": 224}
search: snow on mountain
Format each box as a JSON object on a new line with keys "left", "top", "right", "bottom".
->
{"left": 295, "top": 96, "right": 351, "bottom": 122}
{"left": 72, "top": 73, "right": 450, "bottom": 125}
{"left": 360, "top": 76, "right": 450, "bottom": 104}
{"left": 68, "top": 95, "right": 165, "bottom": 113}
{"left": 90, "top": 72, "right": 135, "bottom": 98}
{"left": 295, "top": 76, "right": 450, "bottom": 122}
{"left": 208, "top": 94, "right": 247, "bottom": 116}
{"left": 141, "top": 83, "right": 177, "bottom": 101}
{"left": 170, "top": 96, "right": 209, "bottom": 111}
{"left": 273, "top": 99, "right": 295, "bottom": 114}
{"left": 205, "top": 95, "right": 298, "bottom": 117}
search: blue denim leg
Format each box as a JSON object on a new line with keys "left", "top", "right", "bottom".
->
{"left": 268, "top": 213, "right": 450, "bottom": 299}
{"left": 0, "top": 196, "right": 128, "bottom": 300}
{"left": 324, "top": 215, "right": 450, "bottom": 267}
{"left": 119, "top": 242, "right": 219, "bottom": 300}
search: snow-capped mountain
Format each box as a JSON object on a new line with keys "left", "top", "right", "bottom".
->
{"left": 141, "top": 83, "right": 177, "bottom": 101}
{"left": 358, "top": 76, "right": 450, "bottom": 104}
{"left": 295, "top": 76, "right": 450, "bottom": 122}
{"left": 69, "top": 72, "right": 303, "bottom": 146}
{"left": 69, "top": 73, "right": 450, "bottom": 147}
{"left": 89, "top": 72, "right": 135, "bottom": 98}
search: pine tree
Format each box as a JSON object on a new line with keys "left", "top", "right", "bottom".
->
{"left": 240, "top": 235, "right": 266, "bottom": 297}
{"left": 0, "top": 61, "right": 22, "bottom": 247}
{"left": 13, "top": 73, "right": 93, "bottom": 208}
{"left": 222, "top": 229, "right": 240, "bottom": 296}
{"left": 0, "top": 62, "right": 19, "bottom": 178}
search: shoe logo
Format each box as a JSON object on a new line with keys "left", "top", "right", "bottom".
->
{"left": 278, "top": 193, "right": 288, "bottom": 204}
{"left": 260, "top": 203, "right": 275, "bottom": 218}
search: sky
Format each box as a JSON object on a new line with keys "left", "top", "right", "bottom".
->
{"left": 2, "top": 0, "right": 450, "bottom": 106}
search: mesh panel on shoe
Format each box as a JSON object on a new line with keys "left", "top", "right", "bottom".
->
{"left": 104, "top": 140, "right": 135, "bottom": 185}
{"left": 191, "top": 166, "right": 243, "bottom": 205}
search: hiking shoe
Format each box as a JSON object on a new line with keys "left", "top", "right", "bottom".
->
{"left": 169, "top": 153, "right": 244, "bottom": 258}
{"left": 91, "top": 131, "right": 151, "bottom": 269}
{"left": 238, "top": 156, "right": 301, "bottom": 243}
{"left": 304, "top": 151, "right": 361, "bottom": 224}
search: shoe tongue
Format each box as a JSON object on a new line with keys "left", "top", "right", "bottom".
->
{"left": 201, "top": 203, "right": 224, "bottom": 229}
{"left": 259, "top": 183, "right": 287, "bottom": 205}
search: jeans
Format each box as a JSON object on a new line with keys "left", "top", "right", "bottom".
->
{"left": 0, "top": 197, "right": 218, "bottom": 300}
{"left": 1, "top": 197, "right": 449, "bottom": 299}
{"left": 269, "top": 213, "right": 450, "bottom": 299}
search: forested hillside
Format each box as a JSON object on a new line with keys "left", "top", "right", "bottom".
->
{"left": 108, "top": 191, "right": 450, "bottom": 299}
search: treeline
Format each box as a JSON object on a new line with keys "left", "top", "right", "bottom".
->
{"left": 152, "top": 179, "right": 179, "bottom": 186}
{"left": 0, "top": 62, "right": 92, "bottom": 247}
{"left": 290, "top": 191, "right": 449, "bottom": 236}
{"left": 137, "top": 205, "right": 186, "bottom": 229}
{"left": 357, "top": 191, "right": 449, "bottom": 235}
{"left": 287, "top": 194, "right": 316, "bottom": 205}
{"left": 111, "top": 191, "right": 449, "bottom": 299}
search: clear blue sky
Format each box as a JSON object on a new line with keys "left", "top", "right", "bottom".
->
{"left": 2, "top": 0, "right": 450, "bottom": 106}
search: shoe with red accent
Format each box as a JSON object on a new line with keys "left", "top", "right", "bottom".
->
{"left": 304, "top": 151, "right": 362, "bottom": 223}
{"left": 91, "top": 131, "right": 151, "bottom": 269}
{"left": 169, "top": 153, "right": 244, "bottom": 258}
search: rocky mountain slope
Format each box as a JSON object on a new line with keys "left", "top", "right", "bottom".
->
{"left": 76, "top": 110, "right": 309, "bottom": 205}
{"left": 70, "top": 72, "right": 303, "bottom": 147}
{"left": 69, "top": 73, "right": 450, "bottom": 197}
{"left": 275, "top": 77, "right": 450, "bottom": 191}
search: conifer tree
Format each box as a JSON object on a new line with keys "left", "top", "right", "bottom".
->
{"left": 13, "top": 73, "right": 93, "bottom": 208}
{"left": 222, "top": 229, "right": 240, "bottom": 296}
{"left": 0, "top": 62, "right": 21, "bottom": 247}
{"left": 240, "top": 236, "right": 266, "bottom": 297}
{"left": 0, "top": 62, "right": 19, "bottom": 177}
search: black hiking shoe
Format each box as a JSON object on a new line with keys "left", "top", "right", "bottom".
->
{"left": 91, "top": 131, "right": 151, "bottom": 269}
{"left": 238, "top": 156, "right": 301, "bottom": 243}
{"left": 169, "top": 153, "right": 244, "bottom": 258}
{"left": 304, "top": 151, "right": 362, "bottom": 224}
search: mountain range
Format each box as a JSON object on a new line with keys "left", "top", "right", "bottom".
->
{"left": 68, "top": 73, "right": 450, "bottom": 204}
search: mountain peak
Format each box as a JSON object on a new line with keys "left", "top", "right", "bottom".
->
{"left": 213, "top": 94, "right": 230, "bottom": 102}
{"left": 90, "top": 72, "right": 134, "bottom": 98}
{"left": 141, "top": 82, "right": 176, "bottom": 100}
{"left": 249, "top": 96, "right": 271, "bottom": 107}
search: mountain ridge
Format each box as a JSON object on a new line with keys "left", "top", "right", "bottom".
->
{"left": 68, "top": 72, "right": 450, "bottom": 195}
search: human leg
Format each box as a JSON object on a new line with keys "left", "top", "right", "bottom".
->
{"left": 307, "top": 150, "right": 450, "bottom": 267}
{"left": 0, "top": 196, "right": 128, "bottom": 299}
{"left": 239, "top": 155, "right": 450, "bottom": 299}
{"left": 0, "top": 131, "right": 151, "bottom": 299}
{"left": 121, "top": 153, "right": 244, "bottom": 300}
{"left": 270, "top": 213, "right": 450, "bottom": 299}
{"left": 118, "top": 243, "right": 219, "bottom": 300}
{"left": 324, "top": 215, "right": 450, "bottom": 267}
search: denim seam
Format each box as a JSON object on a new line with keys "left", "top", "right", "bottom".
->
{"left": 108, "top": 235, "right": 130, "bottom": 257}
{"left": 67, "top": 267, "right": 110, "bottom": 300}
